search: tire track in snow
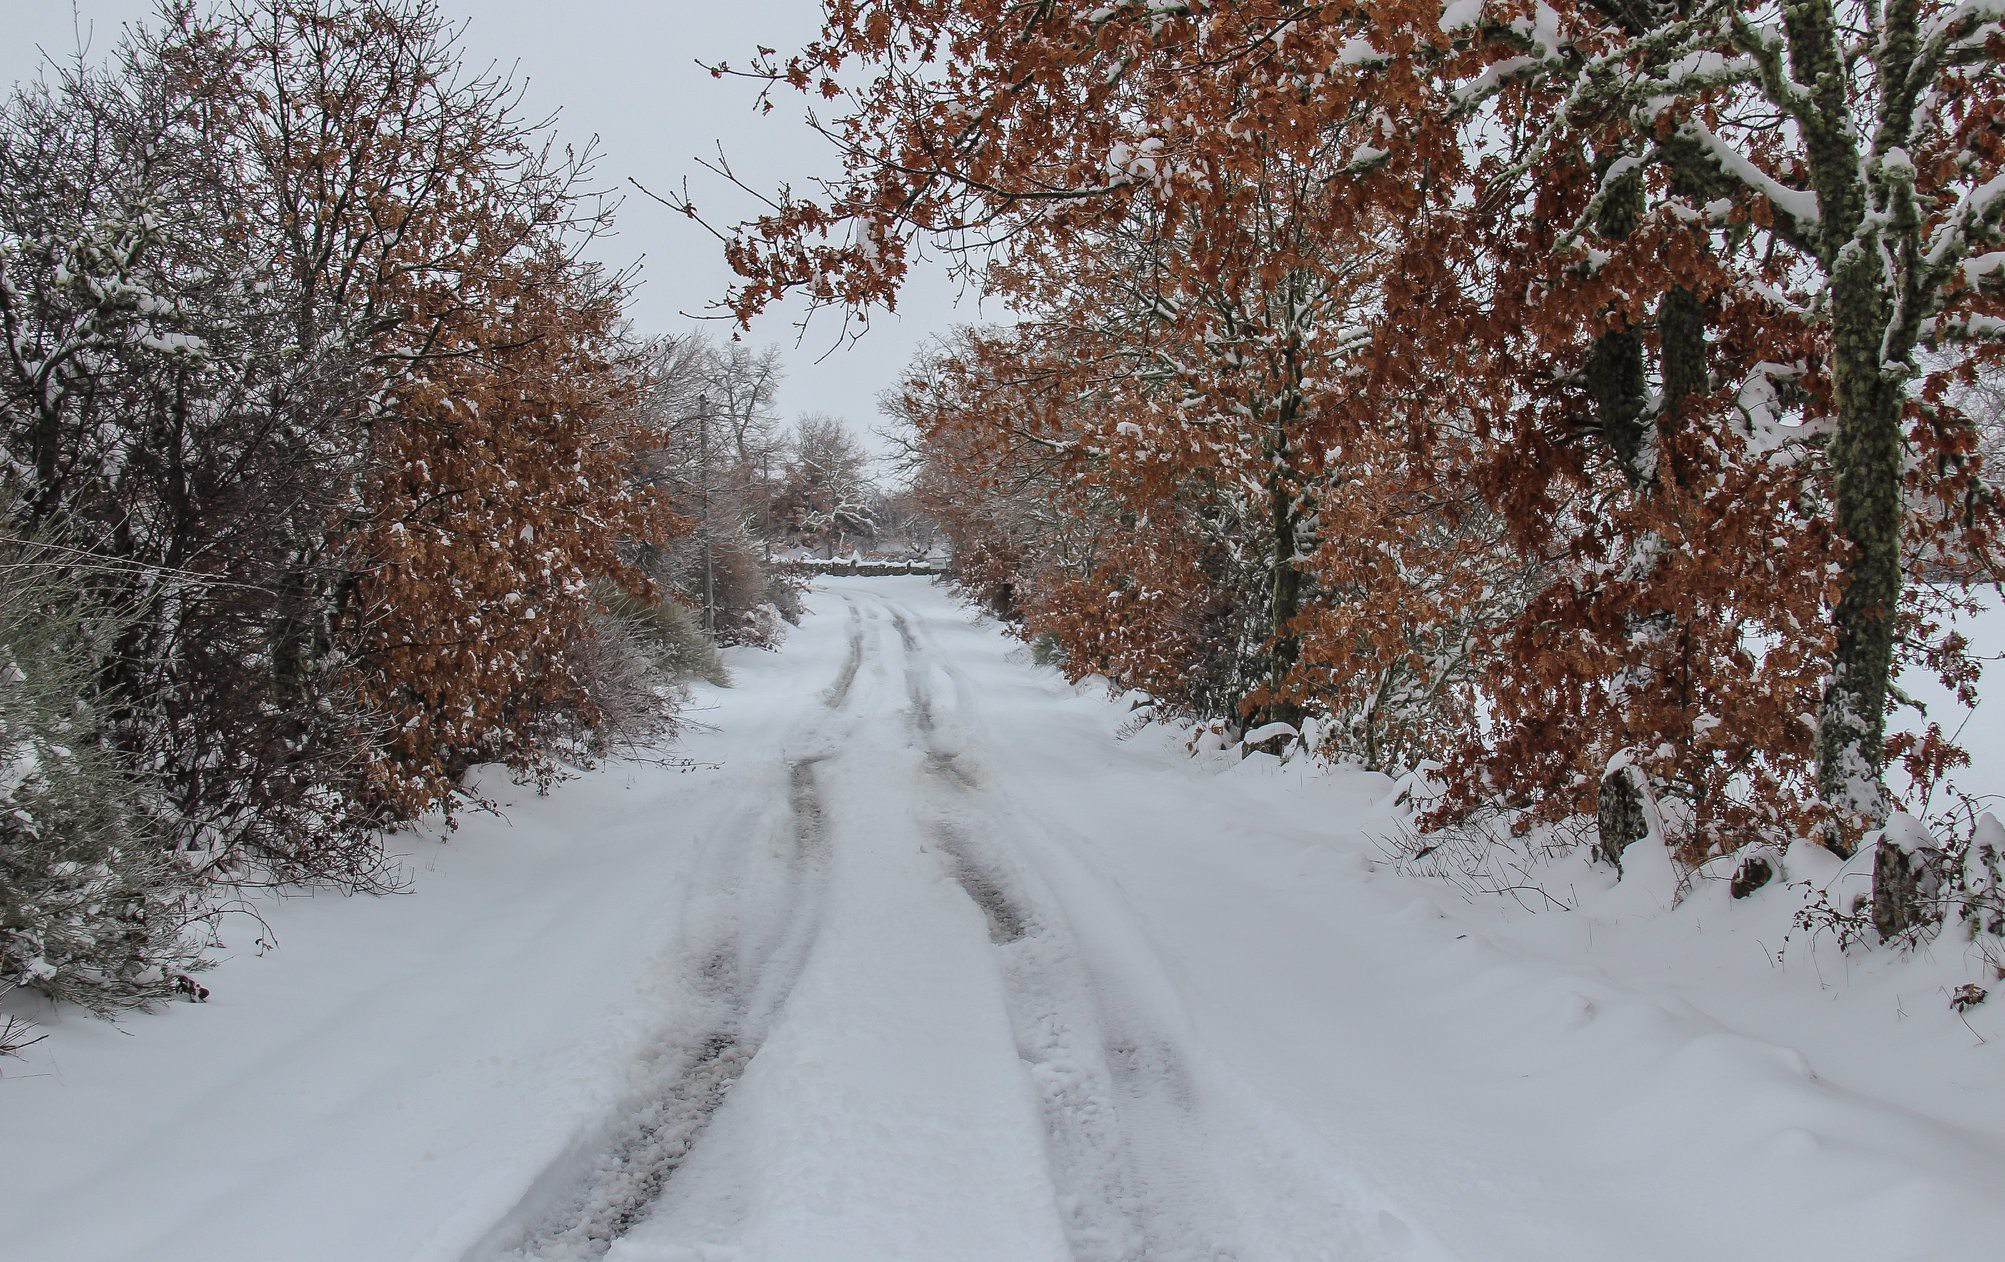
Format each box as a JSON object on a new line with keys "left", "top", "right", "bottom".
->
{"left": 820, "top": 597, "right": 865, "bottom": 710}
{"left": 931, "top": 820, "right": 1028, "bottom": 945}
{"left": 889, "top": 607, "right": 937, "bottom": 737}
{"left": 888, "top": 601, "right": 982, "bottom": 792}
{"left": 974, "top": 790, "right": 1408, "bottom": 1262}
{"left": 876, "top": 590, "right": 1237, "bottom": 1261}
{"left": 929, "top": 809, "right": 1241, "bottom": 1262}
{"left": 469, "top": 627, "right": 869, "bottom": 1260}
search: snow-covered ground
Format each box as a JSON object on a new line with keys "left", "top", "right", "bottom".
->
{"left": 4, "top": 575, "right": 2003, "bottom": 1261}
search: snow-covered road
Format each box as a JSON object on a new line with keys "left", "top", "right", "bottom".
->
{"left": 566, "top": 582, "right": 1413, "bottom": 1262}
{"left": 5, "top": 576, "right": 2004, "bottom": 1261}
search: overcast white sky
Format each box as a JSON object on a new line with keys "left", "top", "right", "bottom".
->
{"left": 1, "top": 0, "right": 980, "bottom": 473}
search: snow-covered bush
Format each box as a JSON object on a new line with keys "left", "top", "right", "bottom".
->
{"left": 0, "top": 535, "right": 205, "bottom": 1013}
{"left": 560, "top": 606, "right": 687, "bottom": 760}
{"left": 1957, "top": 814, "right": 2005, "bottom": 947}
{"left": 599, "top": 590, "right": 730, "bottom": 689}
{"left": 1899, "top": 803, "right": 2005, "bottom": 972}
{"left": 763, "top": 565, "right": 807, "bottom": 627}
{"left": 1764, "top": 803, "right": 2005, "bottom": 981}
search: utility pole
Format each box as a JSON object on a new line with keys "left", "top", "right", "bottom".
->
{"left": 698, "top": 393, "right": 715, "bottom": 638}
{"left": 760, "top": 442, "right": 773, "bottom": 563}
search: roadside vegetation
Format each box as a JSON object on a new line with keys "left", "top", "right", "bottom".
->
{"left": 709, "top": 0, "right": 2005, "bottom": 960}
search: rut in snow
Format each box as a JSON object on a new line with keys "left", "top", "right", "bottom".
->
{"left": 884, "top": 597, "right": 1233, "bottom": 1260}
{"left": 821, "top": 598, "right": 865, "bottom": 709}
{"left": 932, "top": 820, "right": 1030, "bottom": 945}
{"left": 471, "top": 769, "right": 842, "bottom": 1257}
{"left": 889, "top": 607, "right": 937, "bottom": 735}
{"left": 926, "top": 807, "right": 1241, "bottom": 1262}
{"left": 890, "top": 601, "right": 982, "bottom": 792}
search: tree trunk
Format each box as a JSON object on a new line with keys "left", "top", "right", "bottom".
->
{"left": 1782, "top": 0, "right": 1898, "bottom": 851}
{"left": 1596, "top": 759, "right": 1654, "bottom": 870}
{"left": 1658, "top": 284, "right": 1706, "bottom": 452}
{"left": 1587, "top": 156, "right": 1663, "bottom": 862}
{"left": 1251, "top": 413, "right": 1306, "bottom": 744}
{"left": 1588, "top": 163, "right": 1652, "bottom": 487}
{"left": 1871, "top": 820, "right": 1942, "bottom": 941}
{"left": 1816, "top": 248, "right": 1902, "bottom": 848}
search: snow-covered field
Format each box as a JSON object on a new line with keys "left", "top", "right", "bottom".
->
{"left": 4, "top": 575, "right": 2003, "bottom": 1261}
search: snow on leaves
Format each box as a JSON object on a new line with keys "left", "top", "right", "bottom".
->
{"left": 725, "top": 0, "right": 2005, "bottom": 861}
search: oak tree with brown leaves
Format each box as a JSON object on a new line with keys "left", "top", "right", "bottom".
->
{"left": 707, "top": 0, "right": 2005, "bottom": 887}
{"left": 2, "top": 0, "right": 685, "bottom": 922}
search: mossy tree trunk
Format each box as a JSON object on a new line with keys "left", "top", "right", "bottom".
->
{"left": 1783, "top": 0, "right": 1909, "bottom": 850}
